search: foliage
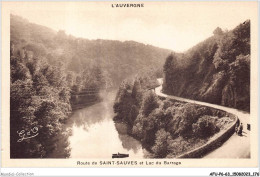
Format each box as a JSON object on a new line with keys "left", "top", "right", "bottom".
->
{"left": 113, "top": 80, "right": 135, "bottom": 123}
{"left": 114, "top": 75, "right": 227, "bottom": 158}
{"left": 140, "top": 91, "right": 159, "bottom": 117}
{"left": 151, "top": 129, "right": 172, "bottom": 158}
{"left": 162, "top": 20, "right": 250, "bottom": 112}
{"left": 162, "top": 53, "right": 178, "bottom": 92}
{"left": 10, "top": 49, "right": 71, "bottom": 158}
{"left": 113, "top": 72, "right": 159, "bottom": 124}
{"left": 11, "top": 14, "right": 171, "bottom": 87}
{"left": 133, "top": 106, "right": 171, "bottom": 146}
{"left": 192, "top": 115, "right": 220, "bottom": 138}
{"left": 213, "top": 27, "right": 224, "bottom": 36}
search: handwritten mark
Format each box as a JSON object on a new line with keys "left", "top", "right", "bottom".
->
{"left": 17, "top": 127, "right": 39, "bottom": 142}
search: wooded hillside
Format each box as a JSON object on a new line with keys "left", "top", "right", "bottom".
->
{"left": 163, "top": 21, "right": 250, "bottom": 112}
{"left": 11, "top": 14, "right": 171, "bottom": 87}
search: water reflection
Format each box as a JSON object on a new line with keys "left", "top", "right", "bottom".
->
{"left": 114, "top": 122, "right": 141, "bottom": 153}
{"left": 118, "top": 134, "right": 142, "bottom": 154}
{"left": 66, "top": 90, "right": 144, "bottom": 158}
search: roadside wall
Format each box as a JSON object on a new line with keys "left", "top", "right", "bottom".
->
{"left": 177, "top": 115, "right": 238, "bottom": 158}
{"left": 160, "top": 96, "right": 239, "bottom": 158}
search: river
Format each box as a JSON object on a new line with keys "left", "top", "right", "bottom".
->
{"left": 65, "top": 90, "right": 144, "bottom": 158}
{"left": 53, "top": 80, "right": 249, "bottom": 159}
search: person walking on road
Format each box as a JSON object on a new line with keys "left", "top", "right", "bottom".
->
{"left": 235, "top": 123, "right": 239, "bottom": 135}
{"left": 238, "top": 123, "right": 243, "bottom": 136}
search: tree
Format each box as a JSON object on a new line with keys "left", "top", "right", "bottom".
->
{"left": 66, "top": 71, "right": 76, "bottom": 88}
{"left": 213, "top": 21, "right": 250, "bottom": 70}
{"left": 221, "top": 54, "right": 250, "bottom": 110}
{"left": 10, "top": 48, "right": 71, "bottom": 158}
{"left": 151, "top": 129, "right": 172, "bottom": 158}
{"left": 160, "top": 99, "right": 172, "bottom": 110}
{"left": 132, "top": 114, "right": 144, "bottom": 139}
{"left": 163, "top": 53, "right": 175, "bottom": 73}
{"left": 173, "top": 103, "right": 201, "bottom": 137}
{"left": 192, "top": 115, "right": 219, "bottom": 138}
{"left": 140, "top": 91, "right": 159, "bottom": 117}
{"left": 113, "top": 80, "right": 135, "bottom": 122}
{"left": 213, "top": 27, "right": 224, "bottom": 36}
{"left": 163, "top": 53, "right": 178, "bottom": 92}
{"left": 127, "top": 105, "right": 139, "bottom": 125}
{"left": 131, "top": 79, "right": 142, "bottom": 106}
{"left": 92, "top": 64, "right": 106, "bottom": 89}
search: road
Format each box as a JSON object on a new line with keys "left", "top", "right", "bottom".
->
{"left": 155, "top": 78, "right": 250, "bottom": 158}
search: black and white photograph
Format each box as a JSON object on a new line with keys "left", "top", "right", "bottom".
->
{"left": 1, "top": 1, "right": 259, "bottom": 170}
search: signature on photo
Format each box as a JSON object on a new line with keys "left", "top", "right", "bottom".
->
{"left": 17, "top": 126, "right": 39, "bottom": 142}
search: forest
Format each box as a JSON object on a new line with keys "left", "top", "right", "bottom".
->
{"left": 11, "top": 15, "right": 170, "bottom": 87}
{"left": 163, "top": 21, "right": 250, "bottom": 112}
{"left": 10, "top": 15, "right": 170, "bottom": 158}
{"left": 10, "top": 14, "right": 249, "bottom": 158}
{"left": 113, "top": 76, "right": 234, "bottom": 158}
{"left": 113, "top": 20, "right": 249, "bottom": 158}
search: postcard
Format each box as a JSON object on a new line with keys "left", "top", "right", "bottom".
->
{"left": 1, "top": 1, "right": 259, "bottom": 168}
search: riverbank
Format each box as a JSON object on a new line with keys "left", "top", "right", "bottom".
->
{"left": 66, "top": 90, "right": 145, "bottom": 158}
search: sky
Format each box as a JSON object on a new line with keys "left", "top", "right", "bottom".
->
{"left": 8, "top": 1, "right": 257, "bottom": 52}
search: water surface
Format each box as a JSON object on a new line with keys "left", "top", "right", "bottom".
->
{"left": 66, "top": 91, "right": 144, "bottom": 158}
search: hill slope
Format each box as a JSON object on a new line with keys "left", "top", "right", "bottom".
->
{"left": 163, "top": 21, "right": 250, "bottom": 112}
{"left": 11, "top": 14, "right": 172, "bottom": 86}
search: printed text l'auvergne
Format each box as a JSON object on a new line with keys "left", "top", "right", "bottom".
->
{"left": 111, "top": 3, "right": 144, "bottom": 8}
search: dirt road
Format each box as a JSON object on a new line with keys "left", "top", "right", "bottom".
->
{"left": 155, "top": 78, "right": 250, "bottom": 158}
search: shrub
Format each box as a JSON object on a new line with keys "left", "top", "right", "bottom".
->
{"left": 160, "top": 99, "right": 172, "bottom": 110}
{"left": 192, "top": 115, "right": 220, "bottom": 138}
